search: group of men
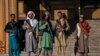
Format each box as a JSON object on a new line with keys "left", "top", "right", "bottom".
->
{"left": 5, "top": 11, "right": 90, "bottom": 56}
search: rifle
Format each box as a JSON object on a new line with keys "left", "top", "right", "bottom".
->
{"left": 45, "top": 20, "right": 53, "bottom": 38}
{"left": 56, "top": 20, "right": 65, "bottom": 36}
{"left": 25, "top": 20, "right": 33, "bottom": 30}
{"left": 10, "top": 22, "right": 16, "bottom": 35}
{"left": 25, "top": 19, "right": 38, "bottom": 42}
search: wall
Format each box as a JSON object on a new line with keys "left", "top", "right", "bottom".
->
{"left": 0, "top": 0, "right": 17, "bottom": 53}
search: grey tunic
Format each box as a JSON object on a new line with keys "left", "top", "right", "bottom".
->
{"left": 78, "top": 33, "right": 89, "bottom": 53}
{"left": 77, "top": 23, "right": 89, "bottom": 53}
{"left": 23, "top": 19, "right": 38, "bottom": 52}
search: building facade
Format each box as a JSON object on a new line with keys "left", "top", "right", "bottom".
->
{"left": 0, "top": 0, "right": 100, "bottom": 54}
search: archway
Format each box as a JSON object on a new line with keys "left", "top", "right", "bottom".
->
{"left": 92, "top": 8, "right": 100, "bottom": 19}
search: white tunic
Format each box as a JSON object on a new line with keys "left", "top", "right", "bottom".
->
{"left": 77, "top": 23, "right": 81, "bottom": 37}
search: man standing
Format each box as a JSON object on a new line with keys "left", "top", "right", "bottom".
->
{"left": 54, "top": 12, "right": 70, "bottom": 56}
{"left": 5, "top": 14, "right": 20, "bottom": 56}
{"left": 76, "top": 15, "right": 90, "bottom": 56}
{"left": 38, "top": 11, "right": 53, "bottom": 56}
{"left": 22, "top": 11, "right": 38, "bottom": 56}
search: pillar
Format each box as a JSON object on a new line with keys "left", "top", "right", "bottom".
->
{"left": 0, "top": 0, "right": 18, "bottom": 53}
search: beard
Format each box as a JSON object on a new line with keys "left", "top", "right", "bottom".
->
{"left": 11, "top": 18, "right": 15, "bottom": 21}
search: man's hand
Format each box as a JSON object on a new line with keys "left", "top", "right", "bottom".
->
{"left": 45, "top": 22, "right": 48, "bottom": 25}
{"left": 26, "top": 25, "right": 32, "bottom": 29}
{"left": 36, "top": 35, "right": 39, "bottom": 38}
{"left": 11, "top": 30, "right": 16, "bottom": 35}
{"left": 84, "top": 35, "right": 88, "bottom": 39}
{"left": 26, "top": 25, "right": 30, "bottom": 29}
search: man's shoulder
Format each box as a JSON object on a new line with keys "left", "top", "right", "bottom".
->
{"left": 34, "top": 19, "right": 38, "bottom": 22}
{"left": 6, "top": 22, "right": 11, "bottom": 25}
{"left": 33, "top": 19, "right": 38, "bottom": 24}
{"left": 76, "top": 22, "right": 79, "bottom": 25}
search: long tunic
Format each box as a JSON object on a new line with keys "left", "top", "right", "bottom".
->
{"left": 54, "top": 19, "right": 70, "bottom": 47}
{"left": 23, "top": 19, "right": 38, "bottom": 52}
{"left": 39, "top": 20, "right": 53, "bottom": 49}
{"left": 77, "top": 23, "right": 89, "bottom": 53}
{"left": 5, "top": 21, "right": 19, "bottom": 50}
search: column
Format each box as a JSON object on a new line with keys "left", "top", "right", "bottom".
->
{"left": 0, "top": 0, "right": 7, "bottom": 53}
{"left": 0, "top": 0, "right": 18, "bottom": 53}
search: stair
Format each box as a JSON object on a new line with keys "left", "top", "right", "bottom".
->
{"left": 64, "top": 20, "right": 100, "bottom": 56}
{"left": 88, "top": 20, "right": 100, "bottom": 56}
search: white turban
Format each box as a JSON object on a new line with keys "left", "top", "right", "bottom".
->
{"left": 26, "top": 11, "right": 38, "bottom": 27}
{"left": 27, "top": 11, "right": 35, "bottom": 19}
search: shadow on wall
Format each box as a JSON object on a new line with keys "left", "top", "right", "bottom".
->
{"left": 17, "top": 20, "right": 25, "bottom": 51}
{"left": 66, "top": 13, "right": 79, "bottom": 38}
{"left": 67, "top": 14, "right": 79, "bottom": 56}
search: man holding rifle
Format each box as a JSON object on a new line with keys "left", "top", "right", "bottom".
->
{"left": 76, "top": 15, "right": 90, "bottom": 56}
{"left": 22, "top": 11, "right": 38, "bottom": 56}
{"left": 5, "top": 14, "right": 20, "bottom": 56}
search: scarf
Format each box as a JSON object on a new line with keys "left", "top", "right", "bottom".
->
{"left": 78, "top": 22, "right": 90, "bottom": 36}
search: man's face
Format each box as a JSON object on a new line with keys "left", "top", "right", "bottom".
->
{"left": 60, "top": 18, "right": 65, "bottom": 24}
{"left": 11, "top": 15, "right": 15, "bottom": 21}
{"left": 79, "top": 17, "right": 83, "bottom": 22}
{"left": 45, "top": 11, "right": 49, "bottom": 16}
{"left": 57, "top": 13, "right": 62, "bottom": 19}
{"left": 28, "top": 13, "right": 33, "bottom": 19}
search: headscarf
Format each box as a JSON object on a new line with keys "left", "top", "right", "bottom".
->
{"left": 26, "top": 11, "right": 38, "bottom": 27}
{"left": 27, "top": 11, "right": 35, "bottom": 19}
{"left": 79, "top": 15, "right": 84, "bottom": 18}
